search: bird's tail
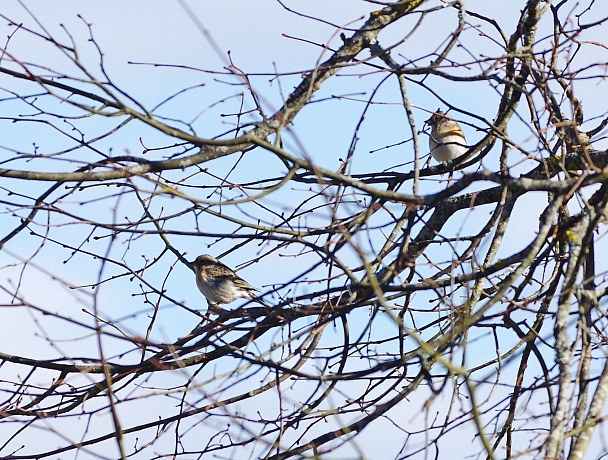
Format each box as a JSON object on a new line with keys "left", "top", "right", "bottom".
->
{"left": 253, "top": 296, "right": 271, "bottom": 308}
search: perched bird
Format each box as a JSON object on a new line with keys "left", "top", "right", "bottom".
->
{"left": 191, "top": 254, "right": 268, "bottom": 308}
{"left": 426, "top": 110, "right": 468, "bottom": 162}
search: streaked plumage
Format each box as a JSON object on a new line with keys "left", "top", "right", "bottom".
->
{"left": 191, "top": 254, "right": 268, "bottom": 307}
{"left": 426, "top": 110, "right": 468, "bottom": 162}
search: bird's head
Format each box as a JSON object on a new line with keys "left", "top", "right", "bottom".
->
{"left": 190, "top": 254, "right": 219, "bottom": 270}
{"left": 425, "top": 110, "right": 450, "bottom": 127}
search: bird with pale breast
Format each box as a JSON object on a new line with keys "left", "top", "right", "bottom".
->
{"left": 426, "top": 110, "right": 468, "bottom": 162}
{"left": 191, "top": 254, "right": 269, "bottom": 308}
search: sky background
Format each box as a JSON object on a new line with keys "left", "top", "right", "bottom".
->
{"left": 1, "top": 1, "right": 608, "bottom": 459}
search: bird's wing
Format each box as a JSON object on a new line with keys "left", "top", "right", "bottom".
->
{"left": 232, "top": 276, "right": 260, "bottom": 292}
{"left": 206, "top": 262, "right": 260, "bottom": 292}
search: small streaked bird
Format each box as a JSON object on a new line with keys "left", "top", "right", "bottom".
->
{"left": 191, "top": 254, "right": 268, "bottom": 308}
{"left": 426, "top": 110, "right": 468, "bottom": 162}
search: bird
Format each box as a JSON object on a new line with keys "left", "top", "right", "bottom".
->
{"left": 190, "top": 254, "right": 269, "bottom": 308}
{"left": 426, "top": 110, "right": 468, "bottom": 163}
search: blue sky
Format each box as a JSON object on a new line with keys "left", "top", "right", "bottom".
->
{"left": 1, "top": 1, "right": 608, "bottom": 459}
